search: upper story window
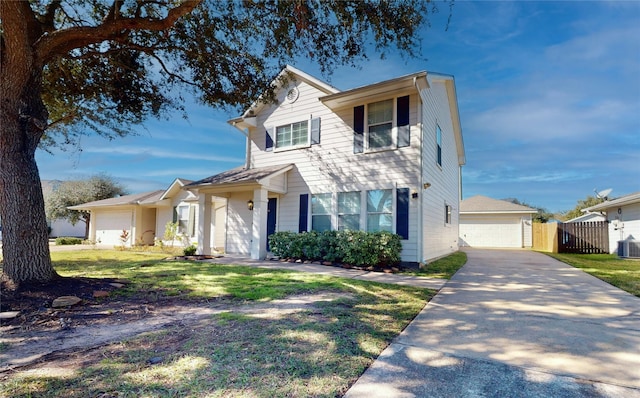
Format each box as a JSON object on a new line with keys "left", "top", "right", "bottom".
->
{"left": 367, "top": 99, "right": 394, "bottom": 150}
{"left": 436, "top": 124, "right": 442, "bottom": 167}
{"left": 276, "top": 120, "right": 308, "bottom": 149}
{"left": 265, "top": 117, "right": 321, "bottom": 152}
{"left": 353, "top": 95, "right": 410, "bottom": 154}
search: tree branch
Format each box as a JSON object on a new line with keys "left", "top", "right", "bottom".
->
{"left": 35, "top": 0, "right": 201, "bottom": 64}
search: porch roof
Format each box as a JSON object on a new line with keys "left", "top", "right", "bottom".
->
{"left": 186, "top": 164, "right": 294, "bottom": 191}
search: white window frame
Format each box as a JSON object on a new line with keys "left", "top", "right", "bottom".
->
{"left": 366, "top": 189, "right": 394, "bottom": 232}
{"left": 338, "top": 191, "right": 361, "bottom": 231}
{"left": 365, "top": 99, "right": 396, "bottom": 153}
{"left": 275, "top": 119, "right": 310, "bottom": 151}
{"left": 311, "top": 193, "right": 333, "bottom": 232}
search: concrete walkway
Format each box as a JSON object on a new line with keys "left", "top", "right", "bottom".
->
{"left": 345, "top": 249, "right": 640, "bottom": 398}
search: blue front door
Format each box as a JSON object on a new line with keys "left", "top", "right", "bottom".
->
{"left": 267, "top": 198, "right": 277, "bottom": 251}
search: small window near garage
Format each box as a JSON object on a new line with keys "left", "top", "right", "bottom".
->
{"left": 445, "top": 203, "right": 452, "bottom": 225}
{"left": 276, "top": 120, "right": 309, "bottom": 149}
{"left": 311, "top": 193, "right": 332, "bottom": 232}
{"left": 338, "top": 191, "right": 361, "bottom": 230}
{"left": 367, "top": 189, "right": 393, "bottom": 232}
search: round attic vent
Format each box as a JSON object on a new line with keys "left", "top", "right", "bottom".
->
{"left": 285, "top": 86, "right": 299, "bottom": 103}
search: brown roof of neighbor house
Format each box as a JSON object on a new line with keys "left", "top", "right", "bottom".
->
{"left": 460, "top": 195, "right": 537, "bottom": 214}
{"left": 68, "top": 190, "right": 165, "bottom": 209}
{"left": 187, "top": 164, "right": 294, "bottom": 187}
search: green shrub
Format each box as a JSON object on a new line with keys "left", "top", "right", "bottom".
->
{"left": 183, "top": 245, "right": 197, "bottom": 256}
{"left": 268, "top": 230, "right": 401, "bottom": 267}
{"left": 55, "top": 237, "right": 83, "bottom": 245}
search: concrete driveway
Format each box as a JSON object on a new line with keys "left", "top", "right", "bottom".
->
{"left": 345, "top": 249, "right": 640, "bottom": 397}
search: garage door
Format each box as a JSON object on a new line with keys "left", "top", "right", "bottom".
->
{"left": 94, "top": 210, "right": 132, "bottom": 246}
{"left": 460, "top": 215, "right": 522, "bottom": 248}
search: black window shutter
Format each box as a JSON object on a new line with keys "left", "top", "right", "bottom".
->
{"left": 397, "top": 95, "right": 410, "bottom": 148}
{"left": 353, "top": 105, "right": 364, "bottom": 153}
{"left": 266, "top": 128, "right": 274, "bottom": 151}
{"left": 172, "top": 206, "right": 178, "bottom": 223}
{"left": 396, "top": 188, "right": 409, "bottom": 239}
{"left": 298, "top": 194, "right": 309, "bottom": 232}
{"left": 310, "top": 117, "right": 321, "bottom": 145}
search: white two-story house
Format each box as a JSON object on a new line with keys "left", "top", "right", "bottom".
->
{"left": 186, "top": 65, "right": 465, "bottom": 264}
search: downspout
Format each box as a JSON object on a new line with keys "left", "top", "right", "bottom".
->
{"left": 415, "top": 76, "right": 424, "bottom": 264}
{"left": 231, "top": 121, "right": 251, "bottom": 169}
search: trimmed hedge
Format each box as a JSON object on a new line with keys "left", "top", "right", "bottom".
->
{"left": 55, "top": 237, "right": 83, "bottom": 245}
{"left": 268, "top": 230, "right": 402, "bottom": 267}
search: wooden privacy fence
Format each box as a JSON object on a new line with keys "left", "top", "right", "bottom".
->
{"left": 533, "top": 221, "right": 609, "bottom": 254}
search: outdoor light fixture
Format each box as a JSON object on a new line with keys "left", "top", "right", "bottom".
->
{"left": 247, "top": 200, "right": 254, "bottom": 211}
{"left": 423, "top": 182, "right": 432, "bottom": 189}
{"left": 411, "top": 190, "right": 419, "bottom": 199}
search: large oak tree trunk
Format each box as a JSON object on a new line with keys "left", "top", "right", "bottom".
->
{"left": 0, "top": 70, "right": 56, "bottom": 285}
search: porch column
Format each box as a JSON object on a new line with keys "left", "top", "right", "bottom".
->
{"left": 251, "top": 188, "right": 268, "bottom": 259}
{"left": 198, "top": 192, "right": 212, "bottom": 255}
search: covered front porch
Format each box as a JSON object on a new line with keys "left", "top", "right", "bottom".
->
{"left": 186, "top": 164, "right": 294, "bottom": 260}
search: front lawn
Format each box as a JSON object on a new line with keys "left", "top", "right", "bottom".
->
{"left": 546, "top": 253, "right": 640, "bottom": 297}
{"left": 404, "top": 251, "right": 467, "bottom": 279}
{"left": 2, "top": 250, "right": 435, "bottom": 398}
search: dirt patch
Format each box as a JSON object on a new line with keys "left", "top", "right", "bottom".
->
{"left": 1, "top": 276, "right": 350, "bottom": 373}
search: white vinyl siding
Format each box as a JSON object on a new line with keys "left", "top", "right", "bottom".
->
{"left": 248, "top": 79, "right": 447, "bottom": 262}
{"left": 420, "top": 78, "right": 462, "bottom": 261}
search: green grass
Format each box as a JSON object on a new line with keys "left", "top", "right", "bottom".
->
{"left": 2, "top": 250, "right": 435, "bottom": 398}
{"left": 404, "top": 251, "right": 467, "bottom": 279}
{"left": 546, "top": 253, "right": 640, "bottom": 297}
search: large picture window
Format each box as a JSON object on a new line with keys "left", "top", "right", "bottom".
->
{"left": 311, "top": 193, "right": 332, "bottom": 232}
{"left": 276, "top": 120, "right": 308, "bottom": 149}
{"left": 367, "top": 189, "right": 393, "bottom": 232}
{"left": 367, "top": 99, "right": 394, "bottom": 150}
{"left": 338, "top": 191, "right": 361, "bottom": 230}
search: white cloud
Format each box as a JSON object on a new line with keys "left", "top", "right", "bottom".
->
{"left": 82, "top": 145, "right": 245, "bottom": 164}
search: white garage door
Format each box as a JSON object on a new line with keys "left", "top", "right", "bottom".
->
{"left": 460, "top": 215, "right": 523, "bottom": 248}
{"left": 94, "top": 210, "right": 133, "bottom": 246}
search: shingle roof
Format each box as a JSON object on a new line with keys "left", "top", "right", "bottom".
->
{"left": 584, "top": 191, "right": 640, "bottom": 212}
{"left": 68, "top": 190, "right": 164, "bottom": 209}
{"left": 187, "top": 164, "right": 294, "bottom": 187}
{"left": 460, "top": 195, "right": 537, "bottom": 213}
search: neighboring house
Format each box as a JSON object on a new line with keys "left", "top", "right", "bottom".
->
{"left": 583, "top": 191, "right": 640, "bottom": 257}
{"left": 70, "top": 178, "right": 227, "bottom": 249}
{"left": 565, "top": 212, "right": 606, "bottom": 223}
{"left": 0, "top": 180, "right": 86, "bottom": 240}
{"left": 187, "top": 65, "right": 465, "bottom": 263}
{"left": 459, "top": 195, "right": 537, "bottom": 248}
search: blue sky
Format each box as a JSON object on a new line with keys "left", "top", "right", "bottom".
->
{"left": 36, "top": 1, "right": 640, "bottom": 214}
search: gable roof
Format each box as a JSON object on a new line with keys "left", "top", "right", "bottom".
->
{"left": 68, "top": 190, "right": 164, "bottom": 210}
{"left": 159, "top": 177, "right": 194, "bottom": 201}
{"left": 186, "top": 164, "right": 294, "bottom": 189}
{"left": 460, "top": 195, "right": 537, "bottom": 214}
{"left": 583, "top": 191, "right": 640, "bottom": 212}
{"left": 229, "top": 65, "right": 340, "bottom": 128}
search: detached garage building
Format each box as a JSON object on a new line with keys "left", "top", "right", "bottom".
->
{"left": 459, "top": 195, "right": 537, "bottom": 248}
